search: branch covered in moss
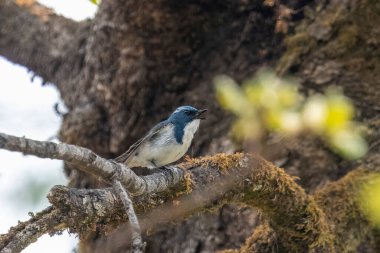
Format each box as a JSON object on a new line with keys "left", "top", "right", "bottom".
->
{"left": 0, "top": 139, "right": 332, "bottom": 253}
{"left": 314, "top": 168, "right": 378, "bottom": 252}
{"left": 220, "top": 168, "right": 380, "bottom": 253}
{"left": 48, "top": 154, "right": 334, "bottom": 253}
{"left": 1, "top": 132, "right": 375, "bottom": 253}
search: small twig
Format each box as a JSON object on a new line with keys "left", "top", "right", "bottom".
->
{"left": 112, "top": 179, "right": 145, "bottom": 253}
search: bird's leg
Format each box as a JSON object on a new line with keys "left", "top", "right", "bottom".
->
{"left": 149, "top": 159, "right": 159, "bottom": 168}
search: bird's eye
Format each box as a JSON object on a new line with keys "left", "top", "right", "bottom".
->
{"left": 185, "top": 111, "right": 191, "bottom": 115}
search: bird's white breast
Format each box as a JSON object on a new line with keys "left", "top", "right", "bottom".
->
{"left": 182, "top": 119, "right": 200, "bottom": 148}
{"left": 128, "top": 120, "right": 200, "bottom": 168}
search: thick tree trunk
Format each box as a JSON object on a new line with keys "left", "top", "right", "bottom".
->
{"left": 1, "top": 0, "right": 380, "bottom": 252}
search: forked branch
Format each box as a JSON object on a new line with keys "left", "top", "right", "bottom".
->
{"left": 0, "top": 132, "right": 373, "bottom": 253}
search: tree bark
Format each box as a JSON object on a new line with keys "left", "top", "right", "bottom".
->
{"left": 0, "top": 0, "right": 90, "bottom": 85}
{"left": 1, "top": 0, "right": 380, "bottom": 252}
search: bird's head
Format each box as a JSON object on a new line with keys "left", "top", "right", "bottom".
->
{"left": 168, "top": 106, "right": 207, "bottom": 125}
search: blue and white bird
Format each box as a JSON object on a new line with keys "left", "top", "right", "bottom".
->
{"left": 114, "top": 106, "right": 207, "bottom": 168}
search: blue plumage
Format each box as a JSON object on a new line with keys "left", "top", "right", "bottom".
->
{"left": 114, "top": 106, "right": 207, "bottom": 168}
{"left": 167, "top": 106, "right": 200, "bottom": 144}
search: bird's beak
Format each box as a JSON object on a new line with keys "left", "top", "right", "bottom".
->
{"left": 195, "top": 109, "right": 208, "bottom": 120}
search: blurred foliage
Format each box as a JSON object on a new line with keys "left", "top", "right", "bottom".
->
{"left": 89, "top": 0, "right": 100, "bottom": 5}
{"left": 215, "top": 70, "right": 367, "bottom": 160}
{"left": 360, "top": 176, "right": 380, "bottom": 227}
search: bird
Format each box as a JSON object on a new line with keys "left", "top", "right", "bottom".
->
{"left": 114, "top": 106, "right": 207, "bottom": 169}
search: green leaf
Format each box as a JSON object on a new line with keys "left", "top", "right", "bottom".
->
{"left": 329, "top": 129, "right": 368, "bottom": 160}
{"left": 214, "top": 75, "right": 253, "bottom": 116}
{"left": 89, "top": 0, "right": 100, "bottom": 5}
{"left": 360, "top": 176, "right": 380, "bottom": 227}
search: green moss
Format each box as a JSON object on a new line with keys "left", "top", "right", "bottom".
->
{"left": 175, "top": 172, "right": 194, "bottom": 195}
{"left": 241, "top": 160, "right": 335, "bottom": 252}
{"left": 182, "top": 153, "right": 245, "bottom": 173}
{"left": 314, "top": 169, "right": 379, "bottom": 252}
{"left": 225, "top": 167, "right": 380, "bottom": 253}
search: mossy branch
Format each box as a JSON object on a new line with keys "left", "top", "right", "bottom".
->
{"left": 222, "top": 168, "right": 380, "bottom": 253}
{"left": 48, "top": 154, "right": 335, "bottom": 252}
{"left": 0, "top": 132, "right": 376, "bottom": 253}
{"left": 314, "top": 168, "right": 378, "bottom": 252}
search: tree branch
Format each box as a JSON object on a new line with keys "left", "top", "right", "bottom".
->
{"left": 314, "top": 168, "right": 377, "bottom": 253}
{"left": 47, "top": 154, "right": 335, "bottom": 252}
{"left": 112, "top": 180, "right": 144, "bottom": 253}
{"left": 0, "top": 0, "right": 90, "bottom": 84}
{"left": 0, "top": 132, "right": 376, "bottom": 253}
{"left": 0, "top": 207, "right": 66, "bottom": 253}
{"left": 0, "top": 132, "right": 184, "bottom": 196}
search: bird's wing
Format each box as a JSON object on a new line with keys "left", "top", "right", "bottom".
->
{"left": 113, "top": 121, "right": 171, "bottom": 165}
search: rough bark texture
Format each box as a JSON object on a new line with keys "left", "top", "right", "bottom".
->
{"left": 1, "top": 0, "right": 380, "bottom": 252}
{"left": 275, "top": 0, "right": 380, "bottom": 191}
{"left": 0, "top": 132, "right": 185, "bottom": 195}
{"left": 0, "top": 0, "right": 90, "bottom": 86}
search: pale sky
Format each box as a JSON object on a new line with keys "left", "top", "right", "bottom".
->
{"left": 0, "top": 1, "right": 97, "bottom": 252}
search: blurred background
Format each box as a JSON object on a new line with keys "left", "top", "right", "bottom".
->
{"left": 0, "top": 1, "right": 97, "bottom": 252}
